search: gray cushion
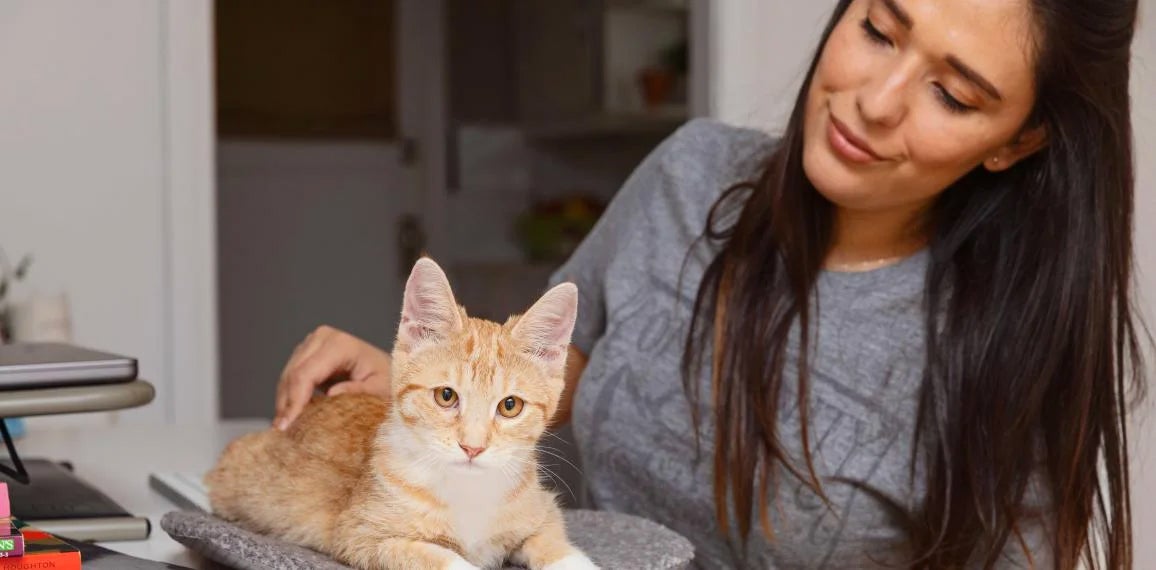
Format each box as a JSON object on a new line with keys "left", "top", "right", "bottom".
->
{"left": 160, "top": 510, "right": 694, "bottom": 570}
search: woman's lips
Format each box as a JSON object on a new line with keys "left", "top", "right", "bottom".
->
{"left": 828, "top": 115, "right": 885, "bottom": 164}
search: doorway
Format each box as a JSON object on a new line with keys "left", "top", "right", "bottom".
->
{"left": 214, "top": 0, "right": 430, "bottom": 419}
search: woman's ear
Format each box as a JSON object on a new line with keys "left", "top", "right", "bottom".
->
{"left": 984, "top": 125, "right": 1047, "bottom": 172}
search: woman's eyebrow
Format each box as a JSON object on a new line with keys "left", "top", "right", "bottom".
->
{"left": 946, "top": 55, "right": 1004, "bottom": 101}
{"left": 882, "top": 0, "right": 913, "bottom": 29}
{"left": 883, "top": 0, "right": 1005, "bottom": 102}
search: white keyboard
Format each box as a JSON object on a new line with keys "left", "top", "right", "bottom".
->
{"left": 147, "top": 471, "right": 211, "bottom": 513}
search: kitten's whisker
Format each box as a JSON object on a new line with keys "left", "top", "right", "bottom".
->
{"left": 500, "top": 459, "right": 530, "bottom": 487}
{"left": 509, "top": 452, "right": 574, "bottom": 499}
{"left": 537, "top": 443, "right": 574, "bottom": 456}
{"left": 506, "top": 456, "right": 557, "bottom": 494}
{"left": 502, "top": 456, "right": 537, "bottom": 486}
{"left": 542, "top": 431, "right": 568, "bottom": 444}
{"left": 537, "top": 464, "right": 577, "bottom": 502}
{"left": 535, "top": 447, "right": 583, "bottom": 474}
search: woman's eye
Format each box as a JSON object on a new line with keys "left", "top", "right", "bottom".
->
{"left": 497, "top": 396, "right": 524, "bottom": 418}
{"left": 934, "top": 85, "right": 977, "bottom": 114}
{"left": 860, "top": 18, "right": 892, "bottom": 47}
{"left": 434, "top": 387, "right": 458, "bottom": 408}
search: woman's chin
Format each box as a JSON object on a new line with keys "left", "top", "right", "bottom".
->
{"left": 804, "top": 151, "right": 876, "bottom": 209}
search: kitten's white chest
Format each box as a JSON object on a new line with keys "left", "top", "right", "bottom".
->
{"left": 435, "top": 470, "right": 510, "bottom": 562}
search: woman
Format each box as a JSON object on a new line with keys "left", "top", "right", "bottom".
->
{"left": 273, "top": 0, "right": 1145, "bottom": 567}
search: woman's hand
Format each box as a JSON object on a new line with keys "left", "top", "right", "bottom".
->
{"left": 273, "top": 325, "right": 393, "bottom": 430}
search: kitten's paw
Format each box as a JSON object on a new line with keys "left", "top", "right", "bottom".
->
{"left": 543, "top": 552, "right": 599, "bottom": 570}
{"left": 445, "top": 558, "right": 481, "bottom": 570}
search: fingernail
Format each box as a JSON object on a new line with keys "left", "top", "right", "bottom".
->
{"left": 275, "top": 419, "right": 288, "bottom": 431}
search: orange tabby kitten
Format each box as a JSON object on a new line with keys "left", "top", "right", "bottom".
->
{"left": 206, "top": 258, "right": 597, "bottom": 570}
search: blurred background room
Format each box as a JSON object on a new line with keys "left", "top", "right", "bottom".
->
{"left": 0, "top": 0, "right": 1153, "bottom": 563}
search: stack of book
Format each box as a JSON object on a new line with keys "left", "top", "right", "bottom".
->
{"left": 0, "top": 342, "right": 151, "bottom": 544}
{"left": 0, "top": 482, "right": 81, "bottom": 569}
{"left": 0, "top": 485, "right": 22, "bottom": 560}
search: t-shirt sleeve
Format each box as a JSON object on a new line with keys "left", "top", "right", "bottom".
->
{"left": 546, "top": 128, "right": 680, "bottom": 355}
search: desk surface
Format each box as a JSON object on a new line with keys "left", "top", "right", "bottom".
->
{"left": 14, "top": 419, "right": 269, "bottom": 568}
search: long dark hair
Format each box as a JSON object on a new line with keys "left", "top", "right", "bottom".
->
{"left": 683, "top": 0, "right": 1145, "bottom": 567}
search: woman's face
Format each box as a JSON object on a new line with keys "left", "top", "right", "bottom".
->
{"left": 803, "top": 0, "right": 1045, "bottom": 215}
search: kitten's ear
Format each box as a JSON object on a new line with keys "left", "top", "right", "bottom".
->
{"left": 511, "top": 283, "right": 578, "bottom": 373}
{"left": 395, "top": 258, "right": 463, "bottom": 356}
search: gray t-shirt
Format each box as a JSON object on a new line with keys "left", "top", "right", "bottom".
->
{"left": 549, "top": 119, "right": 1045, "bottom": 568}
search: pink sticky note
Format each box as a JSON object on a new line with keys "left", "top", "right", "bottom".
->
{"left": 0, "top": 482, "right": 10, "bottom": 518}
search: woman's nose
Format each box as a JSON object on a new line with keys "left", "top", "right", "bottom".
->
{"left": 857, "top": 58, "right": 916, "bottom": 129}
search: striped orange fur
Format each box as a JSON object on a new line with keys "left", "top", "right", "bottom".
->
{"left": 206, "top": 259, "right": 597, "bottom": 570}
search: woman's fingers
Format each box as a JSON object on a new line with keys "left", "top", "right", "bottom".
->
{"left": 275, "top": 329, "right": 326, "bottom": 418}
{"left": 272, "top": 326, "right": 393, "bottom": 430}
{"left": 325, "top": 381, "right": 354, "bottom": 396}
{"left": 274, "top": 327, "right": 350, "bottom": 429}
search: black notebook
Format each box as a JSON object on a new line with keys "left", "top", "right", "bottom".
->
{"left": 0, "top": 459, "right": 150, "bottom": 541}
{"left": 0, "top": 459, "right": 130, "bottom": 519}
{"left": 70, "top": 539, "right": 192, "bottom": 569}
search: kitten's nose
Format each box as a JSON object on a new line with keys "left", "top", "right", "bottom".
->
{"left": 459, "top": 443, "right": 486, "bottom": 460}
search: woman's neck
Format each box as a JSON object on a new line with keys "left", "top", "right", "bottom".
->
{"left": 826, "top": 204, "right": 929, "bottom": 270}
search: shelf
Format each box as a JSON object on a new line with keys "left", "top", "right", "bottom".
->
{"left": 0, "top": 380, "right": 155, "bottom": 417}
{"left": 521, "top": 107, "right": 688, "bottom": 141}
{"left": 605, "top": 0, "right": 689, "bottom": 12}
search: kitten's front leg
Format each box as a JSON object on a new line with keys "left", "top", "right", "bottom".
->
{"left": 511, "top": 522, "right": 599, "bottom": 570}
{"left": 344, "top": 538, "right": 479, "bottom": 570}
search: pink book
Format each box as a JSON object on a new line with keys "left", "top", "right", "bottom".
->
{"left": 0, "top": 485, "right": 22, "bottom": 557}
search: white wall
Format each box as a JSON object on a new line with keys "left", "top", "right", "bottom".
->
{"left": 709, "top": 0, "right": 1156, "bottom": 565}
{"left": 706, "top": 0, "right": 837, "bottom": 131}
{"left": 0, "top": 1, "right": 215, "bottom": 426}
{"left": 1129, "top": 0, "right": 1156, "bottom": 564}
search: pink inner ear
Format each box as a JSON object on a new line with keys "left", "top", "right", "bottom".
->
{"left": 530, "top": 344, "right": 566, "bottom": 363}
{"left": 532, "top": 311, "right": 570, "bottom": 347}
{"left": 397, "top": 258, "right": 462, "bottom": 351}
{"left": 513, "top": 283, "right": 577, "bottom": 366}
{"left": 401, "top": 319, "right": 437, "bottom": 344}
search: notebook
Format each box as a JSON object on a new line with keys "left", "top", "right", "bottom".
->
{"left": 0, "top": 343, "right": 137, "bottom": 389}
{"left": 0, "top": 460, "right": 150, "bottom": 542}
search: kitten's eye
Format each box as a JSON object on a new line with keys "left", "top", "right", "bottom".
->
{"left": 497, "top": 396, "right": 524, "bottom": 418}
{"left": 434, "top": 387, "right": 458, "bottom": 408}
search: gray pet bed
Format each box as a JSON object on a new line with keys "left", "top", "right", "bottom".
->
{"left": 161, "top": 510, "right": 694, "bottom": 570}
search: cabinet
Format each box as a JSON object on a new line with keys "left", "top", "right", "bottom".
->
{"left": 524, "top": 0, "right": 688, "bottom": 139}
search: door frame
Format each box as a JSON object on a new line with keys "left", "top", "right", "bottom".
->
{"left": 161, "top": 0, "right": 217, "bottom": 424}
{"left": 396, "top": 0, "right": 450, "bottom": 259}
{"left": 163, "top": 0, "right": 447, "bottom": 423}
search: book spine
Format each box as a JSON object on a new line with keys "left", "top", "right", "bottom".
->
{"left": 0, "top": 534, "right": 23, "bottom": 557}
{"left": 0, "top": 551, "right": 79, "bottom": 569}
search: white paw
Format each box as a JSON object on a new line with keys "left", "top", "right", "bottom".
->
{"left": 543, "top": 552, "right": 599, "bottom": 570}
{"left": 446, "top": 558, "right": 481, "bottom": 570}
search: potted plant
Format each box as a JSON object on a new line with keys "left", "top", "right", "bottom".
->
{"left": 638, "top": 38, "right": 689, "bottom": 109}
{"left": 514, "top": 196, "right": 605, "bottom": 264}
{"left": 0, "top": 249, "right": 33, "bottom": 344}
